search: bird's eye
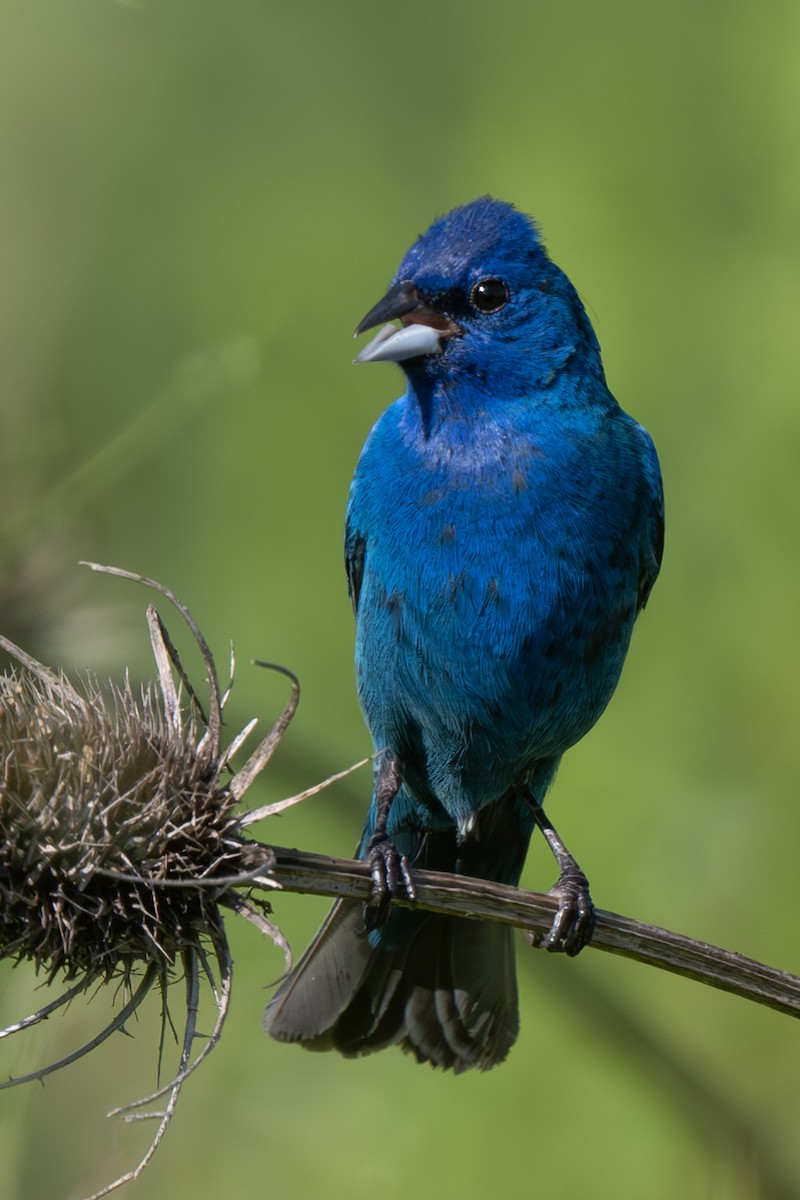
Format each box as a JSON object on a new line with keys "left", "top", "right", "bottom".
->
{"left": 469, "top": 278, "right": 510, "bottom": 314}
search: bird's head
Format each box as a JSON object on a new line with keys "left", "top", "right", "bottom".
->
{"left": 354, "top": 197, "right": 600, "bottom": 395}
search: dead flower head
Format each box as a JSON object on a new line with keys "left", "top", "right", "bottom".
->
{"left": 0, "top": 564, "right": 329, "bottom": 1198}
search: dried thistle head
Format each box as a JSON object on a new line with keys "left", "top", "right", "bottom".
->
{"left": 1, "top": 665, "right": 244, "bottom": 981}
{"left": 0, "top": 564, "right": 304, "bottom": 1199}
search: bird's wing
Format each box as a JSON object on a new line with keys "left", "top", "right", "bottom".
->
{"left": 636, "top": 425, "right": 665, "bottom": 613}
{"left": 345, "top": 517, "right": 366, "bottom": 617}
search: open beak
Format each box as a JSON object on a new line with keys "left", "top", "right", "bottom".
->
{"left": 353, "top": 280, "right": 460, "bottom": 364}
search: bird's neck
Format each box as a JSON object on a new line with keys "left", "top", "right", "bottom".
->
{"left": 403, "top": 351, "right": 610, "bottom": 444}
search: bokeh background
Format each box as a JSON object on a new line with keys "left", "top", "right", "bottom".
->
{"left": 1, "top": 1, "right": 799, "bottom": 1197}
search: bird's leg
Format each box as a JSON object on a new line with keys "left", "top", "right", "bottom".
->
{"left": 364, "top": 751, "right": 415, "bottom": 930}
{"left": 528, "top": 801, "right": 595, "bottom": 956}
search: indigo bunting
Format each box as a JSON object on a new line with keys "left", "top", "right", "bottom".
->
{"left": 265, "top": 198, "right": 663, "bottom": 1070}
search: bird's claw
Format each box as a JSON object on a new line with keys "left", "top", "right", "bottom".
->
{"left": 365, "top": 833, "right": 415, "bottom": 929}
{"left": 536, "top": 867, "right": 595, "bottom": 956}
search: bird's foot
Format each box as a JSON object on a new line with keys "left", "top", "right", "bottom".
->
{"left": 535, "top": 866, "right": 595, "bottom": 956}
{"left": 364, "top": 832, "right": 415, "bottom": 930}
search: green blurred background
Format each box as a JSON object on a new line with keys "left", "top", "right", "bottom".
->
{"left": 1, "top": 1, "right": 799, "bottom": 1197}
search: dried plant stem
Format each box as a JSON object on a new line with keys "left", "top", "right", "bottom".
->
{"left": 83, "top": 956, "right": 203, "bottom": 1200}
{"left": 239, "top": 753, "right": 375, "bottom": 825}
{"left": 260, "top": 846, "right": 800, "bottom": 1019}
{"left": 0, "top": 978, "right": 92, "bottom": 1040}
{"left": 0, "top": 968, "right": 159, "bottom": 1090}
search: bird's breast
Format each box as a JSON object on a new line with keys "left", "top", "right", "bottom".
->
{"left": 349, "top": 398, "right": 644, "bottom": 812}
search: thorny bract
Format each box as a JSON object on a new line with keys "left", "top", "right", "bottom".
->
{"left": 0, "top": 564, "right": 323, "bottom": 1198}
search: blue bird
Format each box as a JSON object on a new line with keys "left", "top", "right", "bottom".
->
{"left": 265, "top": 198, "right": 663, "bottom": 1071}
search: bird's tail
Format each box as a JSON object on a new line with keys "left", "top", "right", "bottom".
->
{"left": 264, "top": 898, "right": 519, "bottom": 1072}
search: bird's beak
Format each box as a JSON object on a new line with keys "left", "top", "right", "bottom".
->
{"left": 353, "top": 279, "right": 460, "bottom": 364}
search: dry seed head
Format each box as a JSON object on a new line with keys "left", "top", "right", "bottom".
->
{"left": 0, "top": 666, "right": 241, "bottom": 981}
{"left": 0, "top": 565, "right": 304, "bottom": 1200}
